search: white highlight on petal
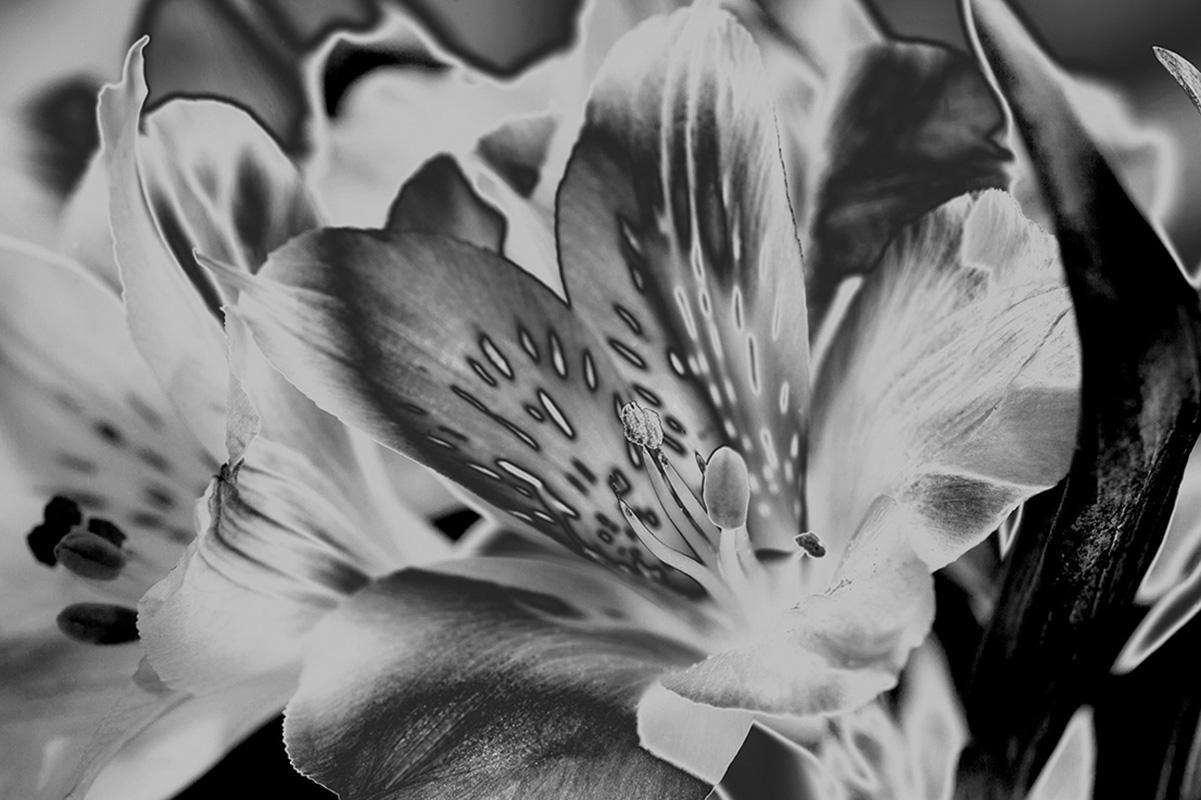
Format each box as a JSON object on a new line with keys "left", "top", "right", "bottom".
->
{"left": 1027, "top": 707, "right": 1096, "bottom": 800}
{"left": 636, "top": 681, "right": 755, "bottom": 786}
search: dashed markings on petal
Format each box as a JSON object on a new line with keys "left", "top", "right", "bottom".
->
{"left": 480, "top": 334, "right": 514, "bottom": 379}
{"left": 238, "top": 230, "right": 699, "bottom": 586}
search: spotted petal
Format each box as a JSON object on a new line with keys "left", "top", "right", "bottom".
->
{"left": 557, "top": 5, "right": 810, "bottom": 548}
{"left": 808, "top": 190, "right": 1080, "bottom": 569}
{"left": 225, "top": 228, "right": 705, "bottom": 587}
{"left": 284, "top": 565, "right": 709, "bottom": 799}
{"left": 138, "top": 312, "right": 446, "bottom": 694}
{"left": 0, "top": 235, "right": 209, "bottom": 582}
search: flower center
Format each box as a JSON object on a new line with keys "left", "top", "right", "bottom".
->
{"left": 618, "top": 401, "right": 823, "bottom": 628}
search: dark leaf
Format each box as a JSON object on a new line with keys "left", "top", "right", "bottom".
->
{"left": 956, "top": 0, "right": 1201, "bottom": 795}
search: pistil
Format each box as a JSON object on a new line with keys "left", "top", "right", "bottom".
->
{"left": 618, "top": 401, "right": 824, "bottom": 629}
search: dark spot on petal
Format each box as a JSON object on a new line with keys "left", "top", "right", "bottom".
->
{"left": 126, "top": 393, "right": 164, "bottom": 430}
{"left": 143, "top": 485, "right": 177, "bottom": 511}
{"left": 94, "top": 422, "right": 124, "bottom": 447}
{"left": 55, "top": 453, "right": 97, "bottom": 474}
{"left": 137, "top": 448, "right": 171, "bottom": 472}
{"left": 129, "top": 511, "right": 165, "bottom": 530}
{"left": 168, "top": 526, "right": 193, "bottom": 544}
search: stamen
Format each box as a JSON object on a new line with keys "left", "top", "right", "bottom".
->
{"left": 25, "top": 495, "right": 83, "bottom": 566}
{"left": 795, "top": 531, "right": 827, "bottom": 558}
{"left": 619, "top": 401, "right": 664, "bottom": 450}
{"left": 87, "top": 518, "right": 127, "bottom": 547}
{"left": 619, "top": 499, "right": 736, "bottom": 608}
{"left": 26, "top": 524, "right": 65, "bottom": 567}
{"left": 44, "top": 495, "right": 83, "bottom": 528}
{"left": 55, "top": 531, "right": 127, "bottom": 581}
{"left": 56, "top": 602, "right": 139, "bottom": 645}
{"left": 621, "top": 401, "right": 717, "bottom": 563}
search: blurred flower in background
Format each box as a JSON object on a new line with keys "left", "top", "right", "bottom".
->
{"left": 1, "top": 1, "right": 1200, "bottom": 799}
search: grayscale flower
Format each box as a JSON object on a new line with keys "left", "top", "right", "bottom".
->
{"left": 200, "top": 5, "right": 1079, "bottom": 795}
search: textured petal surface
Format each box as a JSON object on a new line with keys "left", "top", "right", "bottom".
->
{"left": 284, "top": 566, "right": 709, "bottom": 799}
{"left": 808, "top": 190, "right": 1080, "bottom": 569}
{"left": 138, "top": 97, "right": 319, "bottom": 281}
{"left": 228, "top": 228, "right": 697, "bottom": 586}
{"left": 99, "top": 40, "right": 228, "bottom": 459}
{"left": 1157, "top": 47, "right": 1201, "bottom": 115}
{"left": 138, "top": 437, "right": 403, "bottom": 694}
{"left": 558, "top": 5, "right": 810, "bottom": 547}
{"left": 139, "top": 310, "right": 446, "bottom": 694}
{"left": 0, "top": 235, "right": 208, "bottom": 584}
{"left": 660, "top": 497, "right": 934, "bottom": 718}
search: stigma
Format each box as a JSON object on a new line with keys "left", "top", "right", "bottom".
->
{"left": 618, "top": 401, "right": 824, "bottom": 627}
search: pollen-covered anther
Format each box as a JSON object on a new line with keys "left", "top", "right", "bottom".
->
{"left": 619, "top": 401, "right": 664, "bottom": 451}
{"left": 55, "top": 530, "right": 128, "bottom": 581}
{"left": 703, "top": 447, "right": 750, "bottom": 530}
{"left": 795, "top": 531, "right": 827, "bottom": 558}
{"left": 25, "top": 495, "right": 84, "bottom": 566}
{"left": 56, "top": 602, "right": 139, "bottom": 645}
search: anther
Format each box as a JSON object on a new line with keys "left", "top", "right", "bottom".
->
{"left": 620, "top": 401, "right": 664, "bottom": 451}
{"left": 703, "top": 447, "right": 750, "bottom": 530}
{"left": 795, "top": 531, "right": 827, "bottom": 558}
{"left": 56, "top": 603, "right": 139, "bottom": 645}
{"left": 87, "top": 518, "right": 127, "bottom": 547}
{"left": 26, "top": 495, "right": 84, "bottom": 566}
{"left": 26, "top": 524, "right": 64, "bottom": 566}
{"left": 44, "top": 495, "right": 82, "bottom": 529}
{"left": 55, "top": 531, "right": 127, "bottom": 581}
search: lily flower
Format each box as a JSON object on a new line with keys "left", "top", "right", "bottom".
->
{"left": 203, "top": 5, "right": 1080, "bottom": 795}
{"left": 0, "top": 8, "right": 545, "bottom": 793}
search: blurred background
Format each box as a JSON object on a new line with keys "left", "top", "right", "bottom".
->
{"left": 0, "top": 0, "right": 1197, "bottom": 796}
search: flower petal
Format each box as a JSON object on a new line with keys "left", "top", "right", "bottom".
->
{"left": 799, "top": 41, "right": 1009, "bottom": 327}
{"left": 0, "top": 631, "right": 143, "bottom": 800}
{"left": 1157, "top": 47, "right": 1201, "bottom": 118}
{"left": 98, "top": 40, "right": 230, "bottom": 461}
{"left": 79, "top": 673, "right": 286, "bottom": 800}
{"left": 660, "top": 496, "right": 934, "bottom": 718}
{"left": 284, "top": 565, "right": 709, "bottom": 799}
{"left": 227, "top": 228, "right": 700, "bottom": 587}
{"left": 0, "top": 235, "right": 209, "bottom": 580}
{"left": 809, "top": 190, "right": 1079, "bottom": 568}
{"left": 1026, "top": 708, "right": 1095, "bottom": 800}
{"left": 307, "top": 15, "right": 573, "bottom": 229}
{"left": 134, "top": 0, "right": 376, "bottom": 152}
{"left": 1139, "top": 448, "right": 1201, "bottom": 602}
{"left": 557, "top": 5, "right": 810, "bottom": 547}
{"left": 636, "top": 681, "right": 755, "bottom": 786}
{"left": 138, "top": 434, "right": 409, "bottom": 694}
{"left": 138, "top": 97, "right": 320, "bottom": 277}
{"left": 387, "top": 153, "right": 505, "bottom": 250}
